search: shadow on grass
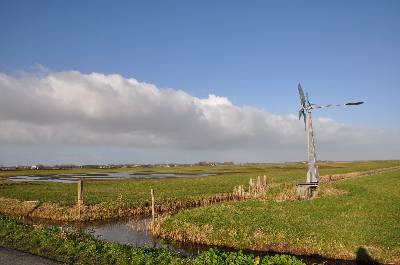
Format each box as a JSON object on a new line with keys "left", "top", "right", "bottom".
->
{"left": 168, "top": 239, "right": 386, "bottom": 265}
{"left": 356, "top": 247, "right": 379, "bottom": 265}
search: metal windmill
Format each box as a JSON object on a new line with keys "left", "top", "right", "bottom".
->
{"left": 297, "top": 83, "right": 364, "bottom": 198}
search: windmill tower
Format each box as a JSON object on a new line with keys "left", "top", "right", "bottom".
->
{"left": 296, "top": 83, "right": 364, "bottom": 199}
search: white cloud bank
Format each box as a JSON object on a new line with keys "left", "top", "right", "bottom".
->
{"left": 0, "top": 70, "right": 398, "bottom": 163}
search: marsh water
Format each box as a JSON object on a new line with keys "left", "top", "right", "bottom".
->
{"left": 22, "top": 216, "right": 199, "bottom": 257}
{"left": 8, "top": 172, "right": 216, "bottom": 183}
{"left": 85, "top": 218, "right": 197, "bottom": 256}
{"left": 86, "top": 218, "right": 162, "bottom": 248}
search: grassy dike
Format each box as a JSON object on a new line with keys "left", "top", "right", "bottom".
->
{"left": 0, "top": 215, "right": 305, "bottom": 265}
{"left": 0, "top": 161, "right": 399, "bottom": 222}
{"left": 152, "top": 170, "right": 400, "bottom": 264}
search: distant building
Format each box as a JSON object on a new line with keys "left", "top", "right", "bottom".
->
{"left": 31, "top": 165, "right": 46, "bottom": 170}
{"left": 0, "top": 166, "right": 17, "bottom": 171}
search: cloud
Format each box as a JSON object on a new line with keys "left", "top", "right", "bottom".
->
{"left": 0, "top": 70, "right": 398, "bottom": 162}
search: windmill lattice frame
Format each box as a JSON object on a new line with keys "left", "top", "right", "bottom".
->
{"left": 297, "top": 83, "right": 363, "bottom": 198}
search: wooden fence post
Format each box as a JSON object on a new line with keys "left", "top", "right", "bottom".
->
{"left": 249, "top": 178, "right": 253, "bottom": 194}
{"left": 151, "top": 189, "right": 155, "bottom": 220}
{"left": 77, "top": 178, "right": 84, "bottom": 206}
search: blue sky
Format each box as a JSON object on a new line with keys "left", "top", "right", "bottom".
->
{"left": 0, "top": 1, "right": 399, "bottom": 164}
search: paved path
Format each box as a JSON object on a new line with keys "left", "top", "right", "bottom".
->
{"left": 0, "top": 247, "right": 63, "bottom": 265}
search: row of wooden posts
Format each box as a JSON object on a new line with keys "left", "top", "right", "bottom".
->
{"left": 76, "top": 179, "right": 156, "bottom": 220}
{"left": 76, "top": 176, "right": 267, "bottom": 220}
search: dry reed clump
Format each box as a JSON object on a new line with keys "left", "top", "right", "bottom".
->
{"left": 232, "top": 175, "right": 268, "bottom": 199}
{"left": 275, "top": 184, "right": 347, "bottom": 202}
{"left": 315, "top": 184, "right": 347, "bottom": 198}
{"left": 275, "top": 186, "right": 299, "bottom": 202}
{"left": 28, "top": 202, "right": 82, "bottom": 221}
{"left": 0, "top": 197, "right": 40, "bottom": 217}
{"left": 150, "top": 216, "right": 214, "bottom": 244}
{"left": 321, "top": 172, "right": 361, "bottom": 182}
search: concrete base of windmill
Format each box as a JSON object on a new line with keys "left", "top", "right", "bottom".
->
{"left": 296, "top": 183, "right": 319, "bottom": 200}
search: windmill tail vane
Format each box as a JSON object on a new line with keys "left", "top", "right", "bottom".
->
{"left": 311, "top": 101, "right": 364, "bottom": 109}
{"left": 297, "top": 83, "right": 364, "bottom": 114}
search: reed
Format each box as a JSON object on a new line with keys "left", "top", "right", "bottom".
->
{"left": 233, "top": 175, "right": 268, "bottom": 199}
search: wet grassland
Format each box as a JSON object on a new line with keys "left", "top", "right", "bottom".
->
{"left": 0, "top": 161, "right": 399, "bottom": 221}
{"left": 0, "top": 161, "right": 399, "bottom": 264}
{"left": 0, "top": 161, "right": 399, "bottom": 222}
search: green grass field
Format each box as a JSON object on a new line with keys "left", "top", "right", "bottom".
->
{"left": 154, "top": 169, "right": 400, "bottom": 263}
{"left": 1, "top": 160, "right": 398, "bottom": 206}
{"left": 1, "top": 160, "right": 400, "bottom": 263}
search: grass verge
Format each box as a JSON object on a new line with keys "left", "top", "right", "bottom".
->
{"left": 0, "top": 214, "right": 305, "bottom": 265}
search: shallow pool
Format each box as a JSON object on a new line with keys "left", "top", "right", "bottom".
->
{"left": 8, "top": 172, "right": 216, "bottom": 183}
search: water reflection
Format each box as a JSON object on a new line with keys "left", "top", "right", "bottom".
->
{"left": 87, "top": 218, "right": 161, "bottom": 248}
{"left": 8, "top": 172, "right": 216, "bottom": 183}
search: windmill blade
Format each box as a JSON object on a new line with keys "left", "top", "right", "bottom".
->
{"left": 298, "top": 83, "right": 306, "bottom": 108}
{"left": 298, "top": 109, "right": 306, "bottom": 130}
{"left": 305, "top": 91, "right": 311, "bottom": 105}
